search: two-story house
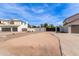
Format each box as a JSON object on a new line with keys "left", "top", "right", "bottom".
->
{"left": 0, "top": 19, "right": 28, "bottom": 32}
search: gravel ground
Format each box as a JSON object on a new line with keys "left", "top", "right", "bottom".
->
{"left": 0, "top": 32, "right": 61, "bottom": 56}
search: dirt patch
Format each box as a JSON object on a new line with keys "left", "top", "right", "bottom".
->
{"left": 0, "top": 32, "right": 61, "bottom": 56}
{"left": 0, "top": 46, "right": 59, "bottom": 56}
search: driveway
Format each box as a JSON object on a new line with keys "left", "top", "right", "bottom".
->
{"left": 52, "top": 32, "right": 79, "bottom": 56}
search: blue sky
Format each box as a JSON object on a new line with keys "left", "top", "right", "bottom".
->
{"left": 0, "top": 3, "right": 79, "bottom": 26}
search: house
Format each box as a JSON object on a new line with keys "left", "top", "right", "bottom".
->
{"left": 0, "top": 19, "right": 28, "bottom": 32}
{"left": 63, "top": 13, "right": 79, "bottom": 33}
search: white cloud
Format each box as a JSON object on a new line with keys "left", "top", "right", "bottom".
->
{"left": 36, "top": 14, "right": 61, "bottom": 25}
{"left": 62, "top": 4, "right": 79, "bottom": 18}
{"left": 0, "top": 4, "right": 37, "bottom": 22}
{"left": 1, "top": 3, "right": 78, "bottom": 26}
{"left": 31, "top": 8, "right": 45, "bottom": 13}
{"left": 0, "top": 3, "right": 64, "bottom": 26}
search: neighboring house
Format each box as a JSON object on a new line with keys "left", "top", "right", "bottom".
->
{"left": 0, "top": 19, "right": 28, "bottom": 32}
{"left": 63, "top": 13, "right": 79, "bottom": 33}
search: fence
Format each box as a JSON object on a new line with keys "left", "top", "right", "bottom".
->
{"left": 27, "top": 28, "right": 46, "bottom": 32}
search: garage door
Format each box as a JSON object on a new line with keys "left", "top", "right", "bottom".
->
{"left": 12, "top": 27, "right": 17, "bottom": 31}
{"left": 2, "top": 28, "right": 11, "bottom": 31}
{"left": 71, "top": 25, "right": 79, "bottom": 33}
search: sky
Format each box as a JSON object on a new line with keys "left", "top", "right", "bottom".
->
{"left": 0, "top": 3, "right": 79, "bottom": 26}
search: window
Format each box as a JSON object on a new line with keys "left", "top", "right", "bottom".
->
{"left": 10, "top": 21, "right": 14, "bottom": 24}
{"left": 22, "top": 28, "right": 27, "bottom": 31}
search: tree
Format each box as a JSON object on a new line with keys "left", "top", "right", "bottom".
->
{"left": 43, "top": 23, "right": 48, "bottom": 28}
{"left": 28, "top": 24, "right": 31, "bottom": 28}
{"left": 50, "top": 24, "right": 55, "bottom": 28}
{"left": 40, "top": 24, "right": 44, "bottom": 28}
{"left": 46, "top": 24, "right": 55, "bottom": 28}
{"left": 32, "top": 25, "right": 37, "bottom": 28}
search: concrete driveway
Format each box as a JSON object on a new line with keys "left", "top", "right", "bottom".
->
{"left": 52, "top": 32, "right": 79, "bottom": 56}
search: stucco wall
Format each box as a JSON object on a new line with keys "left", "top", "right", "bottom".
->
{"left": 3, "top": 21, "right": 9, "bottom": 25}
{"left": 14, "top": 22, "right": 22, "bottom": 25}
{"left": 0, "top": 27, "right": 2, "bottom": 31}
{"left": 18, "top": 24, "right": 28, "bottom": 32}
{"left": 63, "top": 26, "right": 68, "bottom": 33}
{"left": 27, "top": 28, "right": 46, "bottom": 32}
